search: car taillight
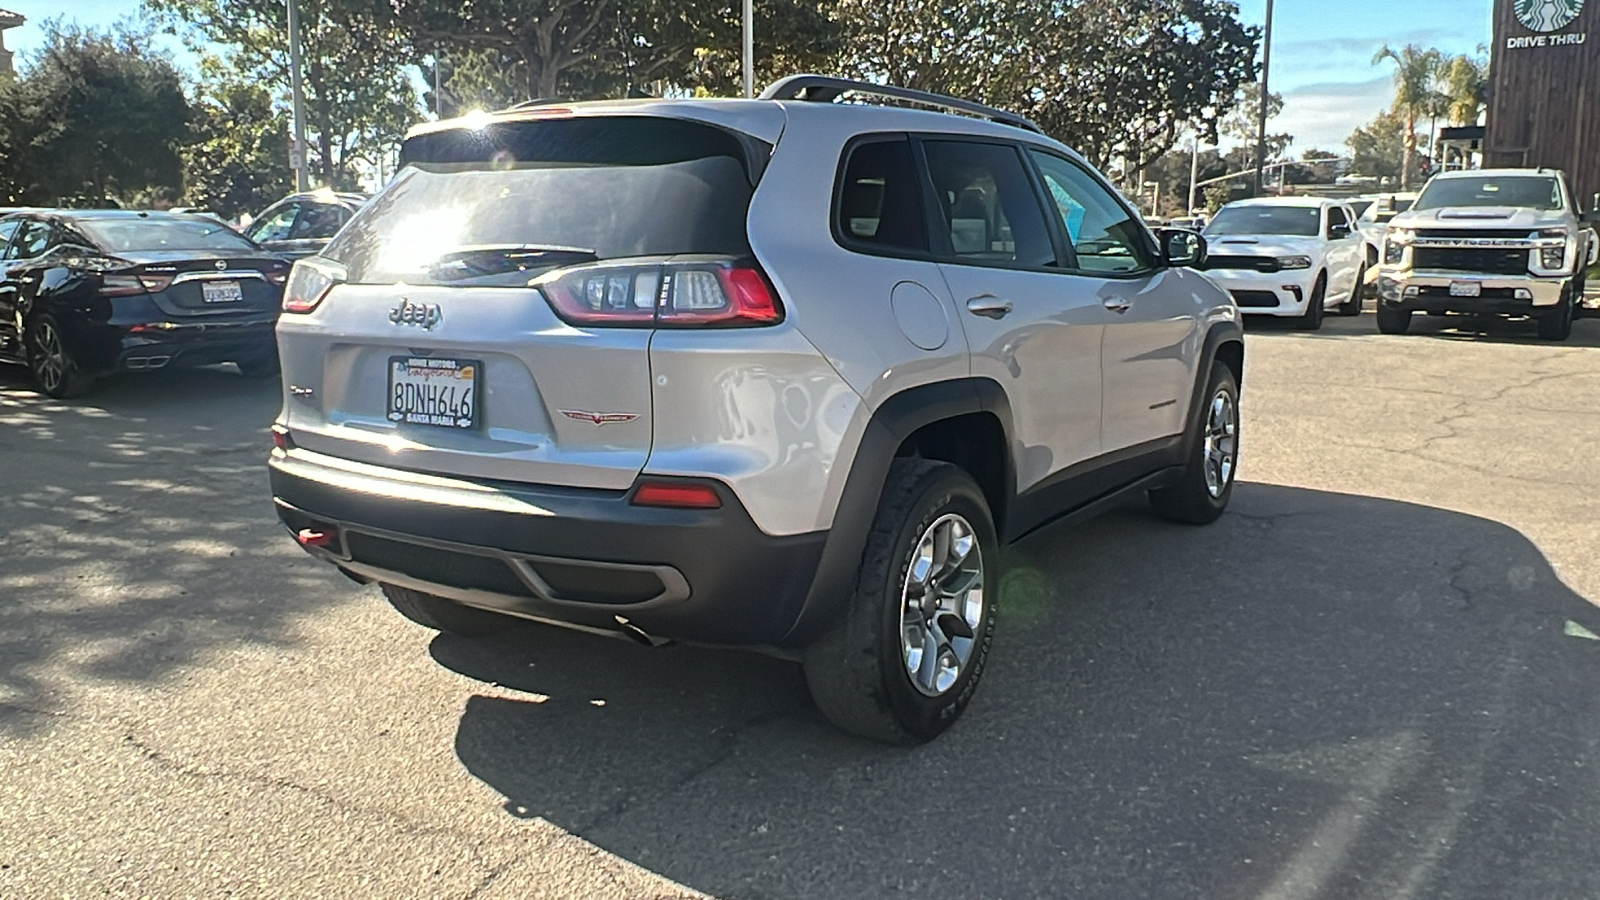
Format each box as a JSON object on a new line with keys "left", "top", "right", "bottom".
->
{"left": 271, "top": 424, "right": 294, "bottom": 451}
{"left": 282, "top": 257, "right": 346, "bottom": 314}
{"left": 630, "top": 481, "right": 723, "bottom": 509}
{"left": 536, "top": 259, "right": 782, "bottom": 328}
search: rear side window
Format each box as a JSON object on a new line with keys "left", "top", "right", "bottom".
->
{"left": 836, "top": 139, "right": 928, "bottom": 253}
{"left": 328, "top": 117, "right": 765, "bottom": 286}
{"left": 922, "top": 141, "right": 1055, "bottom": 268}
{"left": 291, "top": 203, "right": 349, "bottom": 240}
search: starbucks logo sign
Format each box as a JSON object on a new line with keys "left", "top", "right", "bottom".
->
{"left": 1516, "top": 0, "right": 1586, "bottom": 32}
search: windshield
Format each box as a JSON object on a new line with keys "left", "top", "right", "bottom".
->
{"left": 1205, "top": 205, "right": 1322, "bottom": 237}
{"left": 325, "top": 117, "right": 763, "bottom": 286}
{"left": 1414, "top": 176, "right": 1563, "bottom": 211}
{"left": 79, "top": 218, "right": 257, "bottom": 253}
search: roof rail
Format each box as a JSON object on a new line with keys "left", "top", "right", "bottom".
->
{"left": 759, "top": 75, "right": 1044, "bottom": 135}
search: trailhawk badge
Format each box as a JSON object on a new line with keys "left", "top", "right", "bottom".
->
{"left": 1517, "top": 0, "right": 1585, "bottom": 32}
{"left": 560, "top": 410, "right": 640, "bottom": 426}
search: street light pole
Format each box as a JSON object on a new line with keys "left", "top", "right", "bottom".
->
{"left": 1188, "top": 133, "right": 1201, "bottom": 213}
{"left": 286, "top": 0, "right": 309, "bottom": 191}
{"left": 1253, "top": 0, "right": 1274, "bottom": 197}
{"left": 742, "top": 0, "right": 753, "bottom": 98}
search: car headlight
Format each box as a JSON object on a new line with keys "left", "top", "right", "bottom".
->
{"left": 1540, "top": 245, "right": 1567, "bottom": 269}
{"left": 1276, "top": 256, "right": 1312, "bottom": 270}
{"left": 1383, "top": 228, "right": 1413, "bottom": 265}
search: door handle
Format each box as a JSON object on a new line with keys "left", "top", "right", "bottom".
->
{"left": 965, "top": 294, "right": 1013, "bottom": 319}
{"left": 1102, "top": 296, "right": 1132, "bottom": 314}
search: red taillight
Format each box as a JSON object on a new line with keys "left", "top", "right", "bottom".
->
{"left": 537, "top": 259, "right": 783, "bottom": 328}
{"left": 295, "top": 528, "right": 333, "bottom": 548}
{"left": 271, "top": 425, "right": 293, "bottom": 451}
{"left": 99, "top": 273, "right": 176, "bottom": 296}
{"left": 282, "top": 258, "right": 346, "bottom": 314}
{"left": 630, "top": 481, "right": 723, "bottom": 509}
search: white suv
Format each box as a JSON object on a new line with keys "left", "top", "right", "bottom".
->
{"left": 267, "top": 77, "right": 1244, "bottom": 743}
{"left": 1201, "top": 197, "right": 1367, "bottom": 329}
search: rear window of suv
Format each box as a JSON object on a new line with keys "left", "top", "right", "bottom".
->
{"left": 324, "top": 116, "right": 766, "bottom": 286}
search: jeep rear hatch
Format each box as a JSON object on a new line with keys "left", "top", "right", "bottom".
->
{"left": 276, "top": 114, "right": 771, "bottom": 490}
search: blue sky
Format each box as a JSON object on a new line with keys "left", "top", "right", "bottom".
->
{"left": 14, "top": 0, "right": 1495, "bottom": 154}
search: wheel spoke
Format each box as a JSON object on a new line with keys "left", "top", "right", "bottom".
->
{"left": 898, "top": 512, "right": 985, "bottom": 697}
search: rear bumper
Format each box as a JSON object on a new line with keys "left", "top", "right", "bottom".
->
{"left": 115, "top": 318, "right": 278, "bottom": 371}
{"left": 268, "top": 447, "right": 826, "bottom": 647}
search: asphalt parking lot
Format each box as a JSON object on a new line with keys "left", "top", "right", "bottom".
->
{"left": 3, "top": 312, "right": 1600, "bottom": 899}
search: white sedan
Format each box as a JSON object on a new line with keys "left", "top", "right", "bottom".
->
{"left": 1200, "top": 197, "right": 1367, "bottom": 329}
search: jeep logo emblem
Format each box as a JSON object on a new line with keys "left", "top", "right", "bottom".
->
{"left": 389, "top": 299, "right": 442, "bottom": 330}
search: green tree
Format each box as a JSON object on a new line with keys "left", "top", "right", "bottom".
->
{"left": 835, "top": 0, "right": 1260, "bottom": 172}
{"left": 393, "top": 0, "right": 838, "bottom": 102}
{"left": 1373, "top": 43, "right": 1442, "bottom": 190}
{"left": 0, "top": 21, "right": 190, "bottom": 206}
{"left": 147, "top": 0, "right": 419, "bottom": 188}
{"left": 182, "top": 58, "right": 292, "bottom": 219}
{"left": 1347, "top": 107, "right": 1413, "bottom": 183}
{"left": 1442, "top": 53, "right": 1488, "bottom": 125}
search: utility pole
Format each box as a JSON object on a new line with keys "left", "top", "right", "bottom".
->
{"left": 1253, "top": 0, "right": 1274, "bottom": 197}
{"left": 1188, "top": 134, "right": 1201, "bottom": 213}
{"left": 742, "top": 0, "right": 753, "bottom": 98}
{"left": 287, "top": 0, "right": 309, "bottom": 191}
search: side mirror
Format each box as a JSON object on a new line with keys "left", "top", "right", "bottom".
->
{"left": 1159, "top": 228, "right": 1207, "bottom": 268}
{"left": 1328, "top": 223, "right": 1353, "bottom": 240}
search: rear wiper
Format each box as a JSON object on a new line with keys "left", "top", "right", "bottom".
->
{"left": 425, "top": 244, "right": 599, "bottom": 279}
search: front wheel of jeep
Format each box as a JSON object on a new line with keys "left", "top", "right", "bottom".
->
{"left": 1149, "top": 364, "right": 1239, "bottom": 525}
{"left": 803, "top": 459, "right": 998, "bottom": 745}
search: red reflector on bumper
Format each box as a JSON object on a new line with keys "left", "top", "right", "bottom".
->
{"left": 630, "top": 482, "right": 722, "bottom": 509}
{"left": 295, "top": 528, "right": 333, "bottom": 547}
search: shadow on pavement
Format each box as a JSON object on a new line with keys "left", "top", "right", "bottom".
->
{"left": 1245, "top": 311, "right": 1600, "bottom": 348}
{"left": 0, "top": 364, "right": 339, "bottom": 733}
{"left": 439, "top": 483, "right": 1600, "bottom": 900}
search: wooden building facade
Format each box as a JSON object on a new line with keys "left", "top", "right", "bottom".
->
{"left": 1486, "top": 0, "right": 1600, "bottom": 205}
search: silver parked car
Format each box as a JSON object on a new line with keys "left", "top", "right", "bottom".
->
{"left": 267, "top": 76, "right": 1244, "bottom": 743}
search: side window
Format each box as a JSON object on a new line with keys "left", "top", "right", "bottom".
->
{"left": 0, "top": 219, "right": 21, "bottom": 259}
{"left": 922, "top": 140, "right": 1055, "bottom": 268}
{"left": 12, "top": 221, "right": 53, "bottom": 260}
{"left": 290, "top": 203, "right": 349, "bottom": 241}
{"left": 1327, "top": 206, "right": 1349, "bottom": 233}
{"left": 1028, "top": 150, "right": 1156, "bottom": 276}
{"left": 835, "top": 138, "right": 929, "bottom": 253}
{"left": 249, "top": 204, "right": 300, "bottom": 243}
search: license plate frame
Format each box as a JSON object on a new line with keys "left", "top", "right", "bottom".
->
{"left": 201, "top": 280, "right": 244, "bottom": 304}
{"left": 387, "top": 356, "right": 480, "bottom": 430}
{"left": 1448, "top": 280, "right": 1482, "bottom": 298}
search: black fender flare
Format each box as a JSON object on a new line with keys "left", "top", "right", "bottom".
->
{"left": 1179, "top": 320, "right": 1245, "bottom": 463}
{"left": 777, "top": 378, "right": 1014, "bottom": 648}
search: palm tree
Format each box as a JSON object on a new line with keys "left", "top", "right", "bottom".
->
{"left": 1373, "top": 44, "right": 1443, "bottom": 190}
{"left": 1443, "top": 54, "right": 1488, "bottom": 125}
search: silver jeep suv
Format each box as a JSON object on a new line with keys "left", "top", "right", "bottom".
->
{"left": 268, "top": 77, "right": 1244, "bottom": 744}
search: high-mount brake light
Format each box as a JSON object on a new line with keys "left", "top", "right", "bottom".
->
{"left": 630, "top": 481, "right": 724, "bottom": 509}
{"left": 536, "top": 259, "right": 782, "bottom": 328}
{"left": 282, "top": 257, "right": 347, "bottom": 313}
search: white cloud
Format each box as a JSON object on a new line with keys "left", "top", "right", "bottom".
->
{"left": 1275, "top": 76, "right": 1396, "bottom": 154}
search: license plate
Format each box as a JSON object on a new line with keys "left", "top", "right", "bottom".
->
{"left": 201, "top": 280, "right": 244, "bottom": 304}
{"left": 1449, "top": 281, "right": 1482, "bottom": 298}
{"left": 387, "top": 357, "right": 479, "bottom": 429}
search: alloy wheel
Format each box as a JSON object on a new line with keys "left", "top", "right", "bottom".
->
{"left": 899, "top": 513, "right": 985, "bottom": 696}
{"left": 30, "top": 321, "right": 66, "bottom": 395}
{"left": 1203, "top": 389, "right": 1237, "bottom": 498}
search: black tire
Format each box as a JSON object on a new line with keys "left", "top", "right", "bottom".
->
{"left": 1376, "top": 302, "right": 1413, "bottom": 335}
{"left": 802, "top": 459, "right": 998, "bottom": 745}
{"left": 1536, "top": 286, "right": 1575, "bottom": 341}
{"left": 1337, "top": 265, "right": 1366, "bottom": 316}
{"left": 236, "top": 352, "right": 281, "bottom": 379}
{"left": 380, "top": 583, "right": 508, "bottom": 637}
{"left": 1149, "top": 364, "right": 1239, "bottom": 525}
{"left": 25, "top": 314, "right": 95, "bottom": 399}
{"left": 1297, "top": 274, "right": 1327, "bottom": 330}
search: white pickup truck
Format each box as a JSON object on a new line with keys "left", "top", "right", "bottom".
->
{"left": 1375, "top": 168, "right": 1598, "bottom": 341}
